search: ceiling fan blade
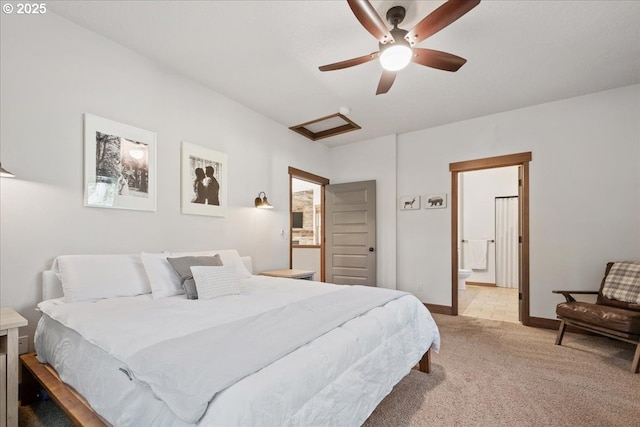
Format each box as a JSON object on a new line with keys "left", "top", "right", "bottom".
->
{"left": 376, "top": 70, "right": 396, "bottom": 95}
{"left": 412, "top": 48, "right": 467, "bottom": 72}
{"left": 405, "top": 0, "right": 481, "bottom": 46}
{"left": 319, "top": 52, "right": 379, "bottom": 72}
{"left": 347, "top": 0, "right": 394, "bottom": 44}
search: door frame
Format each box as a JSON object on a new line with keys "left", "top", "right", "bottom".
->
{"left": 450, "top": 152, "right": 532, "bottom": 325}
{"left": 288, "top": 167, "right": 329, "bottom": 281}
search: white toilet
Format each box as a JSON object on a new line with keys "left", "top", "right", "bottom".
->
{"left": 458, "top": 269, "right": 472, "bottom": 290}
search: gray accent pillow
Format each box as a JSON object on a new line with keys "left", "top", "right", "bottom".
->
{"left": 166, "top": 255, "right": 223, "bottom": 299}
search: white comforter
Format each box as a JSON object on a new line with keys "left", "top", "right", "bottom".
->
{"left": 36, "top": 276, "right": 440, "bottom": 427}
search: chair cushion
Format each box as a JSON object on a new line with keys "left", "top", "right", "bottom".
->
{"left": 596, "top": 262, "right": 640, "bottom": 311}
{"left": 601, "top": 261, "right": 640, "bottom": 304}
{"left": 557, "top": 301, "right": 640, "bottom": 334}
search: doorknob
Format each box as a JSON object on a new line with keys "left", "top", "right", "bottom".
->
{"left": 369, "top": 247, "right": 375, "bottom": 252}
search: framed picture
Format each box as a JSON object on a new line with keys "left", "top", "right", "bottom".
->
{"left": 181, "top": 141, "right": 227, "bottom": 217}
{"left": 84, "top": 114, "right": 156, "bottom": 211}
{"left": 399, "top": 195, "right": 420, "bottom": 210}
{"left": 425, "top": 193, "right": 447, "bottom": 209}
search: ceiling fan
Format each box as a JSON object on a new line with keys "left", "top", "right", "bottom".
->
{"left": 319, "top": 0, "right": 481, "bottom": 95}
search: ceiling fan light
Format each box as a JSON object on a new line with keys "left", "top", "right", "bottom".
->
{"left": 380, "top": 44, "right": 412, "bottom": 71}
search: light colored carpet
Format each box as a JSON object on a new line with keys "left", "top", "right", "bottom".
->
{"left": 363, "top": 313, "right": 640, "bottom": 427}
{"left": 20, "top": 314, "right": 639, "bottom": 427}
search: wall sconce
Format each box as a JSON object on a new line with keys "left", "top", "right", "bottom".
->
{"left": 0, "top": 163, "right": 15, "bottom": 178}
{"left": 254, "top": 191, "right": 273, "bottom": 209}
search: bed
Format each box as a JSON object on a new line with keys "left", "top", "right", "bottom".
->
{"left": 24, "top": 250, "right": 440, "bottom": 427}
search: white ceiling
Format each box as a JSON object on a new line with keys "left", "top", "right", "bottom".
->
{"left": 49, "top": 1, "right": 640, "bottom": 147}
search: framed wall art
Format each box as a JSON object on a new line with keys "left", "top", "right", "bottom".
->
{"left": 84, "top": 114, "right": 156, "bottom": 211}
{"left": 399, "top": 195, "right": 420, "bottom": 210}
{"left": 181, "top": 141, "right": 227, "bottom": 217}
{"left": 425, "top": 193, "right": 447, "bottom": 209}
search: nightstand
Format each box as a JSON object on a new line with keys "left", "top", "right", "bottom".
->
{"left": 1, "top": 308, "right": 28, "bottom": 427}
{"left": 260, "top": 269, "right": 315, "bottom": 280}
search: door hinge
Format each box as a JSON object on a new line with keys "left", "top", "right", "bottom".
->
{"left": 519, "top": 292, "right": 523, "bottom": 301}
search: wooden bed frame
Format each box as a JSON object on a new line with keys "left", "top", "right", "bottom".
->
{"left": 20, "top": 349, "right": 431, "bottom": 426}
{"left": 20, "top": 353, "right": 108, "bottom": 426}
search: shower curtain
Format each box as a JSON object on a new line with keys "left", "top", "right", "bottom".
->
{"left": 495, "top": 196, "right": 519, "bottom": 288}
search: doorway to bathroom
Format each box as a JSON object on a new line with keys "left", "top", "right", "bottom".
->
{"left": 458, "top": 171, "right": 519, "bottom": 323}
{"left": 449, "top": 152, "right": 532, "bottom": 326}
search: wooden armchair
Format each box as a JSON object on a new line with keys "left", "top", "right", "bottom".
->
{"left": 553, "top": 261, "right": 640, "bottom": 373}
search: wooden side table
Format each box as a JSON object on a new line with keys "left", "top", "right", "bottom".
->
{"left": 1, "top": 308, "right": 28, "bottom": 427}
{"left": 260, "top": 269, "right": 315, "bottom": 280}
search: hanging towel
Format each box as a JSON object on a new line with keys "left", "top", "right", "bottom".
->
{"left": 468, "top": 240, "right": 488, "bottom": 270}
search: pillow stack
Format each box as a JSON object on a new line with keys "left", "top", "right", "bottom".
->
{"left": 53, "top": 249, "right": 250, "bottom": 302}
{"left": 143, "top": 249, "right": 249, "bottom": 300}
{"left": 166, "top": 255, "right": 224, "bottom": 299}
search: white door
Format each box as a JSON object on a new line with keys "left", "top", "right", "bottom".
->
{"left": 325, "top": 180, "right": 376, "bottom": 286}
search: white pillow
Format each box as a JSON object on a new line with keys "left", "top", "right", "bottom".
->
{"left": 190, "top": 265, "right": 241, "bottom": 299}
{"left": 55, "top": 254, "right": 151, "bottom": 302}
{"left": 170, "top": 249, "right": 251, "bottom": 279}
{"left": 141, "top": 252, "right": 184, "bottom": 298}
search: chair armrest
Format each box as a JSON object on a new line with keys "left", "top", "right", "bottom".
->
{"left": 552, "top": 290, "right": 598, "bottom": 302}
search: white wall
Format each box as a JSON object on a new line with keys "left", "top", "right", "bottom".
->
{"left": 2, "top": 12, "right": 638, "bottom": 346}
{"left": 292, "top": 248, "right": 321, "bottom": 281}
{"left": 460, "top": 166, "right": 519, "bottom": 284}
{"left": 329, "top": 135, "right": 397, "bottom": 289}
{"left": 397, "top": 85, "right": 640, "bottom": 318}
{"left": 0, "top": 12, "right": 331, "bottom": 341}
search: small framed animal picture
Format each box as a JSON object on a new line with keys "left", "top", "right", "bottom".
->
{"left": 424, "top": 193, "right": 447, "bottom": 209}
{"left": 399, "top": 195, "right": 420, "bottom": 210}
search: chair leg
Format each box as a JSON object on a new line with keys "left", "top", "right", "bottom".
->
{"left": 632, "top": 343, "right": 640, "bottom": 374}
{"left": 555, "top": 320, "right": 567, "bottom": 345}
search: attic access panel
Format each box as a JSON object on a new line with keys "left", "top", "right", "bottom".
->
{"left": 289, "top": 113, "right": 361, "bottom": 141}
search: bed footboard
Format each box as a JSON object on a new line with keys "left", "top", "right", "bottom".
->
{"left": 418, "top": 349, "right": 431, "bottom": 373}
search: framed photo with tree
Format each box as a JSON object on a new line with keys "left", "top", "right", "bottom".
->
{"left": 181, "top": 141, "right": 227, "bottom": 217}
{"left": 83, "top": 114, "right": 156, "bottom": 211}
